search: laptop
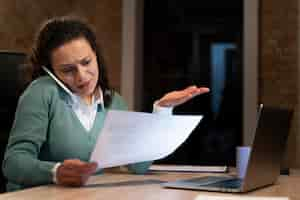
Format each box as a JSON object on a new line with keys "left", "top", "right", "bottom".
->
{"left": 163, "top": 104, "right": 293, "bottom": 193}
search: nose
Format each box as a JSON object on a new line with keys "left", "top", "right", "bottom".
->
{"left": 75, "top": 66, "right": 88, "bottom": 83}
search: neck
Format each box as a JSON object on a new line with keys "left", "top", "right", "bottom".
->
{"left": 82, "top": 95, "right": 93, "bottom": 105}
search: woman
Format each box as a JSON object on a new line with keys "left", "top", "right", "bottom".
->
{"left": 2, "top": 16, "right": 209, "bottom": 191}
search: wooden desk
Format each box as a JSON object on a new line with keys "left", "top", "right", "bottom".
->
{"left": 0, "top": 169, "right": 299, "bottom": 200}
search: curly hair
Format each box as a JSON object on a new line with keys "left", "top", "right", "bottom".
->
{"left": 28, "top": 16, "right": 113, "bottom": 107}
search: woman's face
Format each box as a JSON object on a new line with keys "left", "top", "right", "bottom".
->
{"left": 51, "top": 37, "right": 99, "bottom": 102}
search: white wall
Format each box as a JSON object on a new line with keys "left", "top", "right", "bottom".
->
{"left": 121, "top": 0, "right": 143, "bottom": 111}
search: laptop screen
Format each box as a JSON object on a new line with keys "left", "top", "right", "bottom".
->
{"left": 242, "top": 105, "right": 293, "bottom": 191}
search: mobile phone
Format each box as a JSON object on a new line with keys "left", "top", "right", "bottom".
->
{"left": 42, "top": 66, "right": 73, "bottom": 96}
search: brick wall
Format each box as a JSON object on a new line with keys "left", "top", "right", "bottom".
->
{"left": 0, "top": 0, "right": 122, "bottom": 192}
{"left": 0, "top": 0, "right": 122, "bottom": 90}
{"left": 260, "top": 0, "right": 299, "bottom": 167}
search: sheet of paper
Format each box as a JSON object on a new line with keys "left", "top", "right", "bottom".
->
{"left": 195, "top": 195, "right": 289, "bottom": 200}
{"left": 149, "top": 164, "right": 228, "bottom": 173}
{"left": 90, "top": 110, "right": 202, "bottom": 169}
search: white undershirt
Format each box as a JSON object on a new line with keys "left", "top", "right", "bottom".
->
{"left": 70, "top": 87, "right": 104, "bottom": 131}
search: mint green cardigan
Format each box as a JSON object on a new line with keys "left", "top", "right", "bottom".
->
{"left": 2, "top": 76, "right": 151, "bottom": 191}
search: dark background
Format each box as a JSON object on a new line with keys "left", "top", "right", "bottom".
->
{"left": 142, "top": 0, "right": 243, "bottom": 166}
{"left": 0, "top": 52, "right": 27, "bottom": 192}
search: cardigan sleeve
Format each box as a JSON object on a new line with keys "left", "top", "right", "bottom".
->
{"left": 2, "top": 83, "right": 56, "bottom": 189}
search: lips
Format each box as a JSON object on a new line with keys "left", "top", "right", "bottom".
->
{"left": 78, "top": 80, "right": 91, "bottom": 90}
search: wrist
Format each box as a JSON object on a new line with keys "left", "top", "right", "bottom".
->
{"left": 155, "top": 99, "right": 172, "bottom": 107}
{"left": 51, "top": 162, "right": 62, "bottom": 184}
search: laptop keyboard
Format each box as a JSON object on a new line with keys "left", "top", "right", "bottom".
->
{"left": 177, "top": 176, "right": 233, "bottom": 186}
{"left": 179, "top": 176, "right": 242, "bottom": 189}
{"left": 203, "top": 177, "right": 243, "bottom": 189}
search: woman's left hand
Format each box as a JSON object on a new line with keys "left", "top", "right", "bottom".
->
{"left": 156, "top": 85, "right": 210, "bottom": 107}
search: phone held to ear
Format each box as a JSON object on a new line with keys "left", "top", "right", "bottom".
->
{"left": 42, "top": 66, "right": 73, "bottom": 96}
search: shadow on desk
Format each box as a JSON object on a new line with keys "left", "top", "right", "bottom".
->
{"left": 83, "top": 179, "right": 165, "bottom": 188}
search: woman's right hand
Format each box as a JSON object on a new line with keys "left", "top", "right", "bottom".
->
{"left": 56, "top": 159, "right": 98, "bottom": 187}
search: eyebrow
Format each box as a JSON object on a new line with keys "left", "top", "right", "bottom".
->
{"left": 59, "top": 63, "right": 76, "bottom": 69}
{"left": 59, "top": 57, "right": 91, "bottom": 69}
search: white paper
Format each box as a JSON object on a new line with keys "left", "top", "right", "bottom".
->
{"left": 195, "top": 195, "right": 289, "bottom": 200}
{"left": 90, "top": 110, "right": 202, "bottom": 169}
